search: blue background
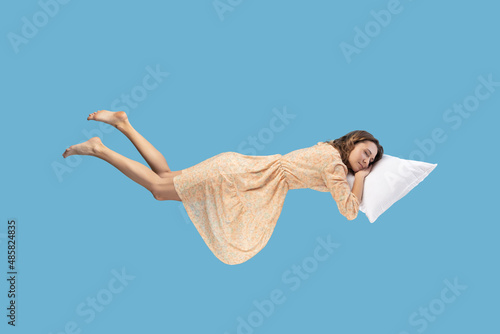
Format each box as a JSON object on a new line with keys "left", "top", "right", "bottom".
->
{"left": 1, "top": 0, "right": 499, "bottom": 333}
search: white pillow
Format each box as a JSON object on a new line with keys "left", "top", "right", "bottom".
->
{"left": 346, "top": 154, "right": 437, "bottom": 223}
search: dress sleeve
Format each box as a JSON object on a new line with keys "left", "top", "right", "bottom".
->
{"left": 321, "top": 161, "right": 360, "bottom": 220}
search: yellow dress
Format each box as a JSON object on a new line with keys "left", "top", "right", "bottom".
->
{"left": 173, "top": 141, "right": 360, "bottom": 265}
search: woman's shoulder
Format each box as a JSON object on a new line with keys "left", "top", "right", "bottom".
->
{"left": 314, "top": 142, "right": 348, "bottom": 170}
{"left": 285, "top": 141, "right": 339, "bottom": 158}
{"left": 314, "top": 141, "right": 341, "bottom": 155}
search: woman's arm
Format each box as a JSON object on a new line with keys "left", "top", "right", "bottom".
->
{"left": 352, "top": 164, "right": 372, "bottom": 202}
{"left": 351, "top": 174, "right": 366, "bottom": 202}
{"left": 321, "top": 162, "right": 367, "bottom": 220}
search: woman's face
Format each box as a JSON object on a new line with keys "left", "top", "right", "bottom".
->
{"left": 348, "top": 141, "right": 378, "bottom": 172}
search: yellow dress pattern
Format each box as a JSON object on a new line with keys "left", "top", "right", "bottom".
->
{"left": 173, "top": 141, "right": 360, "bottom": 265}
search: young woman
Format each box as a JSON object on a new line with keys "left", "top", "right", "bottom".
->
{"left": 63, "top": 110, "right": 383, "bottom": 265}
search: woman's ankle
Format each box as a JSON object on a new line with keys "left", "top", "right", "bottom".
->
{"left": 116, "top": 119, "right": 131, "bottom": 132}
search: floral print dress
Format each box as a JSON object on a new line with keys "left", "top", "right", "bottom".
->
{"left": 173, "top": 141, "right": 359, "bottom": 265}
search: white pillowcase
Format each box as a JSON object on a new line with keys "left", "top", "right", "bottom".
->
{"left": 346, "top": 154, "right": 437, "bottom": 223}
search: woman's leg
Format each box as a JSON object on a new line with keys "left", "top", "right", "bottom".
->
{"left": 87, "top": 110, "right": 172, "bottom": 177}
{"left": 62, "top": 137, "right": 181, "bottom": 201}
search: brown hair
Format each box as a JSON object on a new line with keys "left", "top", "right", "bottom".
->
{"left": 323, "top": 130, "right": 384, "bottom": 173}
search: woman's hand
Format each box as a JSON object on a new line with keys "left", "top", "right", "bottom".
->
{"left": 355, "top": 164, "right": 373, "bottom": 178}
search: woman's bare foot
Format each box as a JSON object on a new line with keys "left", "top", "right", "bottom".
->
{"left": 87, "top": 110, "right": 128, "bottom": 129}
{"left": 62, "top": 137, "right": 105, "bottom": 158}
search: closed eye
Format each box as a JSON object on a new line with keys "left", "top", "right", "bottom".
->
{"left": 365, "top": 150, "right": 373, "bottom": 163}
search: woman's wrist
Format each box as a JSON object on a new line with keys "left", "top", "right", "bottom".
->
{"left": 354, "top": 172, "right": 366, "bottom": 179}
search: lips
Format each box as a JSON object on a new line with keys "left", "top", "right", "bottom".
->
{"left": 359, "top": 162, "right": 362, "bottom": 169}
